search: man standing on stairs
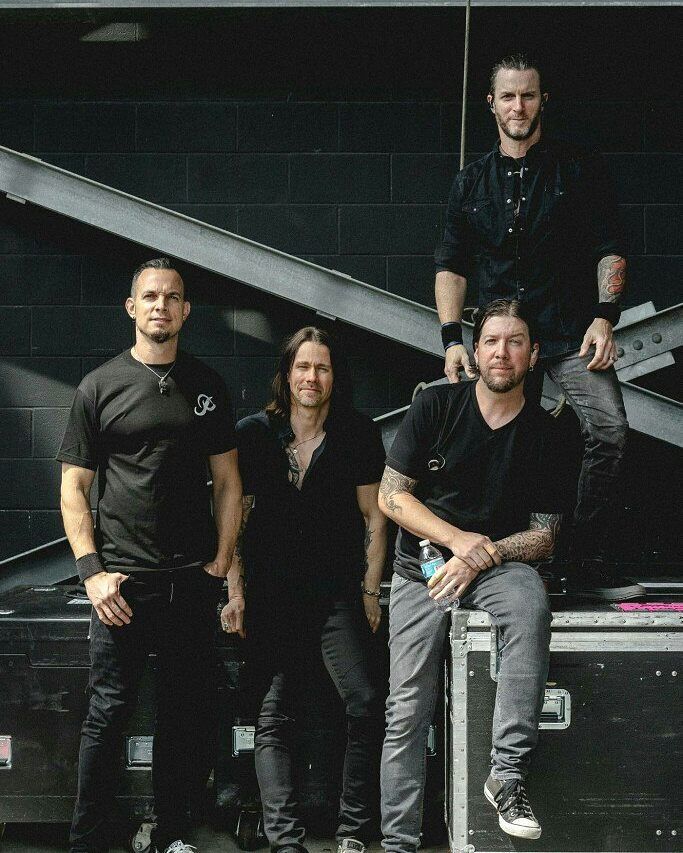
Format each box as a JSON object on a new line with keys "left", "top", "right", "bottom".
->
{"left": 434, "top": 53, "right": 640, "bottom": 600}
{"left": 58, "top": 257, "right": 242, "bottom": 853}
{"left": 221, "top": 326, "right": 388, "bottom": 853}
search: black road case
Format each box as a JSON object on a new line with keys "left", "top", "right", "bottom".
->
{"left": 446, "top": 608, "right": 682, "bottom": 853}
{"left": 0, "top": 584, "right": 156, "bottom": 832}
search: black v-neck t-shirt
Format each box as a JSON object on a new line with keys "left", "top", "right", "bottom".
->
{"left": 236, "top": 406, "right": 386, "bottom": 600}
{"left": 386, "top": 381, "right": 565, "bottom": 582}
{"left": 57, "top": 349, "right": 236, "bottom": 573}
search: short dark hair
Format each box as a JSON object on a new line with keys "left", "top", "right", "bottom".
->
{"left": 489, "top": 53, "right": 542, "bottom": 96}
{"left": 130, "top": 257, "right": 182, "bottom": 297}
{"left": 266, "top": 326, "right": 352, "bottom": 419}
{"left": 472, "top": 299, "right": 538, "bottom": 348}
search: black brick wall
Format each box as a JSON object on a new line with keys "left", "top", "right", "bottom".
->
{"left": 0, "top": 7, "right": 680, "bottom": 560}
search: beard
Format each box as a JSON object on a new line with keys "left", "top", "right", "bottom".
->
{"left": 498, "top": 109, "right": 542, "bottom": 142}
{"left": 479, "top": 365, "right": 525, "bottom": 394}
{"left": 150, "top": 331, "right": 171, "bottom": 344}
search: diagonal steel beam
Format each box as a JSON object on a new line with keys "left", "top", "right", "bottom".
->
{"left": 0, "top": 145, "right": 680, "bottom": 447}
{"left": 0, "top": 145, "right": 439, "bottom": 355}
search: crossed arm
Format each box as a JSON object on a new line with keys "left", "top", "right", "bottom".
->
{"left": 379, "top": 465, "right": 561, "bottom": 601}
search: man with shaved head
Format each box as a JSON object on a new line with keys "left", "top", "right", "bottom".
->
{"left": 59, "top": 258, "right": 242, "bottom": 853}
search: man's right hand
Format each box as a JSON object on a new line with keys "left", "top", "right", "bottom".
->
{"left": 221, "top": 598, "right": 246, "bottom": 639}
{"left": 448, "top": 530, "right": 501, "bottom": 572}
{"left": 444, "top": 344, "right": 476, "bottom": 383}
{"left": 84, "top": 571, "right": 132, "bottom": 627}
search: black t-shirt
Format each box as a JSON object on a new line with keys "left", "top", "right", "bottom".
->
{"left": 236, "top": 405, "right": 386, "bottom": 601}
{"left": 57, "top": 349, "right": 236, "bottom": 573}
{"left": 386, "top": 381, "right": 565, "bottom": 582}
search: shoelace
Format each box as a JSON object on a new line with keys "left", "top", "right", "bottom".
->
{"left": 163, "top": 842, "right": 197, "bottom": 853}
{"left": 495, "top": 780, "right": 535, "bottom": 820}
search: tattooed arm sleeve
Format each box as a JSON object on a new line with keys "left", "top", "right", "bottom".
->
{"left": 227, "top": 495, "right": 254, "bottom": 598}
{"left": 494, "top": 513, "right": 562, "bottom": 563}
{"left": 597, "top": 255, "right": 626, "bottom": 303}
{"left": 378, "top": 466, "right": 418, "bottom": 516}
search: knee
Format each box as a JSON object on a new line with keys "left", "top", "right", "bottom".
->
{"left": 256, "top": 710, "right": 294, "bottom": 743}
{"left": 500, "top": 566, "right": 551, "bottom": 635}
{"left": 344, "top": 681, "right": 382, "bottom": 719}
{"left": 83, "top": 693, "right": 135, "bottom": 738}
{"left": 582, "top": 413, "right": 628, "bottom": 455}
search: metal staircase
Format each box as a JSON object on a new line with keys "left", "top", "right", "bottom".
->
{"left": 0, "top": 144, "right": 680, "bottom": 449}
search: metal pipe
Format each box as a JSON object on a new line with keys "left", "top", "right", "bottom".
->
{"left": 459, "top": 0, "right": 471, "bottom": 171}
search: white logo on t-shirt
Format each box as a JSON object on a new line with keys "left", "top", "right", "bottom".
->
{"left": 194, "top": 394, "right": 216, "bottom": 416}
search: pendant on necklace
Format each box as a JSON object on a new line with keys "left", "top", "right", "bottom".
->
{"left": 159, "top": 379, "right": 169, "bottom": 395}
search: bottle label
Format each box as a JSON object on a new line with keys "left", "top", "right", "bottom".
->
{"left": 420, "top": 557, "right": 444, "bottom": 580}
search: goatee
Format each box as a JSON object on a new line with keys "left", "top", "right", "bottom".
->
{"left": 150, "top": 331, "right": 171, "bottom": 344}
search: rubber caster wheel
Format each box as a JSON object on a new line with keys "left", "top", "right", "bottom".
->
{"left": 236, "top": 809, "right": 262, "bottom": 851}
{"left": 130, "top": 820, "right": 155, "bottom": 853}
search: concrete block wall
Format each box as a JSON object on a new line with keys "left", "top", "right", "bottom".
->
{"left": 0, "top": 6, "right": 680, "bottom": 560}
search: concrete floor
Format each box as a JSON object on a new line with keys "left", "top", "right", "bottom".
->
{"left": 0, "top": 824, "right": 431, "bottom": 853}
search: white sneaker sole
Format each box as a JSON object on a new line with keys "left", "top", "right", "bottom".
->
{"left": 484, "top": 781, "right": 542, "bottom": 840}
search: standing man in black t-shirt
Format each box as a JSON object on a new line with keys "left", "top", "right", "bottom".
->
{"left": 379, "top": 300, "right": 563, "bottom": 848}
{"left": 435, "top": 53, "right": 636, "bottom": 599}
{"left": 58, "top": 258, "right": 242, "bottom": 853}
{"left": 220, "top": 326, "right": 387, "bottom": 853}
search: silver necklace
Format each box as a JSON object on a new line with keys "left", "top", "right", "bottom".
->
{"left": 134, "top": 350, "right": 176, "bottom": 395}
{"left": 290, "top": 431, "right": 324, "bottom": 454}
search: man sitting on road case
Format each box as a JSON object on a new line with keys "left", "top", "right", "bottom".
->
{"left": 379, "top": 299, "right": 566, "bottom": 848}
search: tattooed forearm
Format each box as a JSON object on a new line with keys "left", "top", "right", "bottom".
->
{"left": 494, "top": 513, "right": 561, "bottom": 562}
{"left": 379, "top": 466, "right": 418, "bottom": 515}
{"left": 229, "top": 495, "right": 254, "bottom": 595}
{"left": 598, "top": 255, "right": 626, "bottom": 302}
{"left": 363, "top": 524, "right": 374, "bottom": 572}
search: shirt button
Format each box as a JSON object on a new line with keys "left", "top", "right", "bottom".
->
{"left": 508, "top": 228, "right": 513, "bottom": 233}
{"left": 507, "top": 171, "right": 512, "bottom": 176}
{"left": 506, "top": 198, "right": 512, "bottom": 204}
{"left": 519, "top": 287, "right": 525, "bottom": 293}
{"left": 522, "top": 196, "right": 526, "bottom": 201}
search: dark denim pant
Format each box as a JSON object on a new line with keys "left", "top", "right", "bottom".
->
{"left": 69, "top": 567, "right": 223, "bottom": 853}
{"left": 380, "top": 563, "right": 551, "bottom": 853}
{"left": 248, "top": 598, "right": 384, "bottom": 851}
{"left": 527, "top": 351, "right": 628, "bottom": 549}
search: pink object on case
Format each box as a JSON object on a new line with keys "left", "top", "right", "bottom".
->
{"left": 615, "top": 602, "right": 683, "bottom": 612}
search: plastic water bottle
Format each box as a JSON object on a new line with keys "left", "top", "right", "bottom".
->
{"left": 419, "top": 539, "right": 459, "bottom": 611}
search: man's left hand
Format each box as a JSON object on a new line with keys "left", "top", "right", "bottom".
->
{"left": 579, "top": 318, "right": 618, "bottom": 371}
{"left": 203, "top": 559, "right": 228, "bottom": 579}
{"left": 363, "top": 595, "right": 382, "bottom": 633}
{"left": 428, "top": 554, "right": 479, "bottom": 602}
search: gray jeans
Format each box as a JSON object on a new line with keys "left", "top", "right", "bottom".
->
{"left": 530, "top": 350, "right": 628, "bottom": 542}
{"left": 380, "top": 562, "right": 551, "bottom": 853}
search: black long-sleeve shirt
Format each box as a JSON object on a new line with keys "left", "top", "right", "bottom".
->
{"left": 435, "top": 137, "right": 626, "bottom": 357}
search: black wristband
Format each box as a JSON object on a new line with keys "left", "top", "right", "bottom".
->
{"left": 441, "top": 322, "right": 463, "bottom": 351}
{"left": 592, "top": 302, "right": 621, "bottom": 326}
{"left": 76, "top": 552, "right": 106, "bottom": 583}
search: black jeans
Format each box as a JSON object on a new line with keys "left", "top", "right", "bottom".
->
{"left": 247, "top": 597, "right": 384, "bottom": 850}
{"left": 69, "top": 567, "right": 223, "bottom": 853}
{"left": 525, "top": 351, "right": 628, "bottom": 553}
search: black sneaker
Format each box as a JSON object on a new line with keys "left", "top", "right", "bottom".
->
{"left": 566, "top": 558, "right": 645, "bottom": 601}
{"left": 484, "top": 775, "right": 541, "bottom": 840}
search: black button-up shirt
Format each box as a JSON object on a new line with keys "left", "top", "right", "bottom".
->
{"left": 235, "top": 405, "right": 386, "bottom": 604}
{"left": 435, "top": 138, "right": 626, "bottom": 358}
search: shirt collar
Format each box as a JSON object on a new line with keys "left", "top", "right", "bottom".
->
{"left": 270, "top": 400, "right": 343, "bottom": 447}
{"left": 493, "top": 136, "right": 549, "bottom": 165}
